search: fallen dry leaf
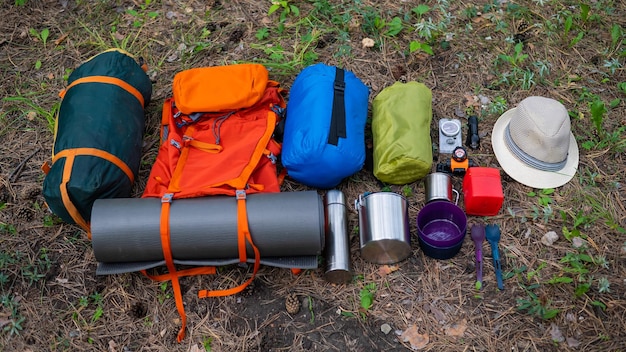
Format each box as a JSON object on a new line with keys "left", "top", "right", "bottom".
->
{"left": 108, "top": 340, "right": 118, "bottom": 352}
{"left": 566, "top": 336, "right": 580, "bottom": 348}
{"left": 362, "top": 38, "right": 375, "bottom": 48}
{"left": 444, "top": 319, "right": 467, "bottom": 337}
{"left": 549, "top": 323, "right": 565, "bottom": 343}
{"left": 112, "top": 32, "right": 125, "bottom": 41}
{"left": 54, "top": 32, "right": 69, "bottom": 46}
{"left": 428, "top": 304, "right": 446, "bottom": 323}
{"left": 400, "top": 325, "right": 429, "bottom": 350}
{"left": 378, "top": 265, "right": 399, "bottom": 277}
{"left": 189, "top": 344, "right": 204, "bottom": 352}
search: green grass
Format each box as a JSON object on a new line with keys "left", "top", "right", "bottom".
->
{"left": 2, "top": 92, "right": 58, "bottom": 133}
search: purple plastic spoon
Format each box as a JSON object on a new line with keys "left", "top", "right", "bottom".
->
{"left": 470, "top": 224, "right": 485, "bottom": 288}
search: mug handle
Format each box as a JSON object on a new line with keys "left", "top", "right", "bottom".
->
{"left": 452, "top": 189, "right": 460, "bottom": 205}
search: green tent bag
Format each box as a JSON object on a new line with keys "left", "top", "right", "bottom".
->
{"left": 42, "top": 49, "right": 152, "bottom": 232}
{"left": 372, "top": 81, "right": 433, "bottom": 184}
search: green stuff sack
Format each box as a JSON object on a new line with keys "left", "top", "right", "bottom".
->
{"left": 372, "top": 81, "right": 433, "bottom": 184}
{"left": 42, "top": 49, "right": 152, "bottom": 233}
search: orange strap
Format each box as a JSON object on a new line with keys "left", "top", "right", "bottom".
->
{"left": 158, "top": 194, "right": 187, "bottom": 342}
{"left": 160, "top": 99, "right": 172, "bottom": 144}
{"left": 227, "top": 110, "right": 277, "bottom": 190}
{"left": 198, "top": 191, "right": 261, "bottom": 298}
{"left": 59, "top": 152, "right": 91, "bottom": 235}
{"left": 141, "top": 267, "right": 217, "bottom": 282}
{"left": 187, "top": 139, "right": 223, "bottom": 153}
{"left": 53, "top": 148, "right": 134, "bottom": 236}
{"left": 60, "top": 76, "right": 146, "bottom": 108}
{"left": 168, "top": 126, "right": 195, "bottom": 193}
{"left": 53, "top": 148, "right": 135, "bottom": 183}
{"left": 150, "top": 108, "right": 269, "bottom": 341}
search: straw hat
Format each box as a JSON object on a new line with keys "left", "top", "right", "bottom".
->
{"left": 491, "top": 96, "right": 579, "bottom": 189}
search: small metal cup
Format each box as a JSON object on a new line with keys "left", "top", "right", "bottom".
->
{"left": 424, "top": 172, "right": 458, "bottom": 203}
{"left": 324, "top": 190, "right": 353, "bottom": 284}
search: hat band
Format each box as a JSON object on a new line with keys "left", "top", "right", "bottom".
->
{"left": 504, "top": 125, "right": 567, "bottom": 172}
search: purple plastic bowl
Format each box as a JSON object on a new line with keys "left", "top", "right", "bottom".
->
{"left": 416, "top": 201, "right": 467, "bottom": 247}
{"left": 417, "top": 235, "right": 464, "bottom": 260}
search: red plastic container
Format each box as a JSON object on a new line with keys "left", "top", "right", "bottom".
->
{"left": 462, "top": 167, "right": 504, "bottom": 216}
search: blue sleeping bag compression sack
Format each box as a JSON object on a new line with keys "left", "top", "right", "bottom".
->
{"left": 282, "top": 63, "right": 369, "bottom": 189}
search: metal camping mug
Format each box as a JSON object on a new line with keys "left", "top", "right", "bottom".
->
{"left": 424, "top": 172, "right": 459, "bottom": 203}
{"left": 324, "top": 190, "right": 353, "bottom": 284}
{"left": 355, "top": 192, "right": 411, "bottom": 264}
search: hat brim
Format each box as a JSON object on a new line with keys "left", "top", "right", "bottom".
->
{"left": 491, "top": 107, "right": 579, "bottom": 189}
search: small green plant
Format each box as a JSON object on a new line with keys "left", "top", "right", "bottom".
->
{"left": 384, "top": 17, "right": 404, "bottom": 37}
{"left": 307, "top": 296, "right": 315, "bottom": 323}
{"left": 412, "top": 4, "right": 430, "bottom": 17}
{"left": 532, "top": 61, "right": 550, "bottom": 78}
{"left": 603, "top": 58, "right": 622, "bottom": 75}
{"left": 29, "top": 28, "right": 50, "bottom": 47}
{"left": 268, "top": 0, "right": 300, "bottom": 23}
{"left": 203, "top": 336, "right": 213, "bottom": 351}
{"left": 90, "top": 292, "right": 104, "bottom": 323}
{"left": 255, "top": 27, "right": 270, "bottom": 40}
{"left": 610, "top": 24, "right": 623, "bottom": 49}
{"left": 497, "top": 42, "right": 528, "bottom": 67}
{"left": 589, "top": 97, "right": 607, "bottom": 137}
{"left": 414, "top": 18, "right": 439, "bottom": 42}
{"left": 0, "top": 222, "right": 17, "bottom": 235}
{"left": 249, "top": 26, "right": 320, "bottom": 76}
{"left": 520, "top": 70, "right": 535, "bottom": 90}
{"left": 73, "top": 292, "right": 105, "bottom": 326}
{"left": 597, "top": 277, "right": 610, "bottom": 293}
{"left": 527, "top": 188, "right": 554, "bottom": 207}
{"left": 1, "top": 294, "right": 25, "bottom": 336}
{"left": 2, "top": 94, "right": 59, "bottom": 133}
{"left": 127, "top": 0, "right": 159, "bottom": 28}
{"left": 409, "top": 40, "right": 434, "bottom": 55}
{"left": 359, "top": 282, "right": 376, "bottom": 318}
{"left": 402, "top": 185, "right": 413, "bottom": 197}
{"left": 158, "top": 281, "right": 171, "bottom": 304}
{"left": 527, "top": 189, "right": 554, "bottom": 223}
{"left": 486, "top": 96, "right": 508, "bottom": 116}
{"left": 516, "top": 285, "right": 560, "bottom": 320}
{"left": 569, "top": 31, "right": 584, "bottom": 47}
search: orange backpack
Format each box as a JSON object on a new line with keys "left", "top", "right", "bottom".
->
{"left": 142, "top": 64, "right": 285, "bottom": 341}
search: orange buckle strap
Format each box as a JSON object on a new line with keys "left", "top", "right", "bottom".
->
{"left": 198, "top": 190, "right": 261, "bottom": 298}
{"left": 60, "top": 76, "right": 146, "bottom": 108}
{"left": 158, "top": 193, "right": 188, "bottom": 342}
{"left": 141, "top": 266, "right": 217, "bottom": 282}
{"left": 235, "top": 190, "right": 248, "bottom": 263}
{"left": 51, "top": 147, "right": 136, "bottom": 236}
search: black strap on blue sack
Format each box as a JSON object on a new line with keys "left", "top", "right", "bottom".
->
{"left": 327, "top": 67, "right": 346, "bottom": 146}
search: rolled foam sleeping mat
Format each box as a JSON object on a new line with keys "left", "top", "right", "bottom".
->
{"left": 91, "top": 191, "right": 325, "bottom": 264}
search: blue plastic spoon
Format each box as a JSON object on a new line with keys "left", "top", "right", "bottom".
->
{"left": 485, "top": 224, "right": 504, "bottom": 290}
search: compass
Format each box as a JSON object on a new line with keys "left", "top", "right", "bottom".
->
{"left": 441, "top": 120, "right": 461, "bottom": 137}
{"left": 438, "top": 118, "right": 462, "bottom": 154}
